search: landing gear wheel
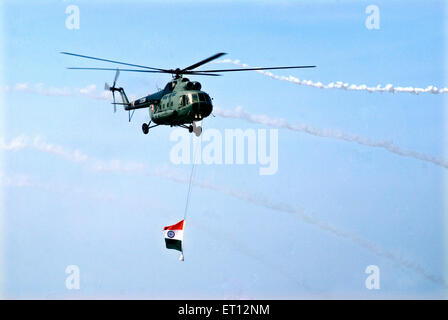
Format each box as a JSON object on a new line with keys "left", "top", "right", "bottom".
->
{"left": 188, "top": 125, "right": 193, "bottom": 133}
{"left": 142, "top": 123, "right": 149, "bottom": 134}
{"left": 192, "top": 122, "right": 202, "bottom": 137}
{"left": 194, "top": 126, "right": 202, "bottom": 137}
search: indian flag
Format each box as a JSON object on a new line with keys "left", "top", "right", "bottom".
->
{"left": 163, "top": 220, "right": 184, "bottom": 256}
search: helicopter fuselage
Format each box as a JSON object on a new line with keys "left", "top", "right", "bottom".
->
{"left": 124, "top": 77, "right": 213, "bottom": 126}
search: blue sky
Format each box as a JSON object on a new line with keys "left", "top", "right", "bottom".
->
{"left": 0, "top": 0, "right": 447, "bottom": 299}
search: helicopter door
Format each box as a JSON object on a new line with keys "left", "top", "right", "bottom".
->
{"left": 167, "top": 95, "right": 172, "bottom": 108}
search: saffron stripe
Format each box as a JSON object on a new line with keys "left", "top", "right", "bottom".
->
{"left": 163, "top": 220, "right": 184, "bottom": 231}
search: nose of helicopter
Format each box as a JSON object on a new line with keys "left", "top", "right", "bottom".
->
{"left": 192, "top": 101, "right": 213, "bottom": 119}
{"left": 201, "top": 102, "right": 213, "bottom": 117}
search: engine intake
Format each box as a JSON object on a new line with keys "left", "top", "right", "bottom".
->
{"left": 193, "top": 82, "right": 201, "bottom": 90}
{"left": 185, "top": 81, "right": 202, "bottom": 90}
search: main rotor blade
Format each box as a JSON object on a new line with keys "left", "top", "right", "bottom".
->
{"left": 182, "top": 71, "right": 221, "bottom": 76}
{"left": 67, "top": 67, "right": 221, "bottom": 76}
{"left": 61, "top": 52, "right": 168, "bottom": 72}
{"left": 67, "top": 67, "right": 169, "bottom": 73}
{"left": 182, "top": 52, "right": 227, "bottom": 71}
{"left": 194, "top": 65, "right": 317, "bottom": 73}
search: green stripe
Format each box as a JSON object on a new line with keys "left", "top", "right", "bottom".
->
{"left": 165, "top": 239, "right": 182, "bottom": 252}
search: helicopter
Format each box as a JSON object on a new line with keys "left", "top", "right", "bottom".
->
{"left": 61, "top": 52, "right": 316, "bottom": 136}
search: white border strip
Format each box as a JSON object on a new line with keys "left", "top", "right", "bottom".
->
{"left": 444, "top": 1, "right": 448, "bottom": 299}
{"left": 0, "top": 0, "right": 5, "bottom": 299}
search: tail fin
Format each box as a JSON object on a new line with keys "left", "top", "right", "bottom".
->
{"left": 115, "top": 88, "right": 135, "bottom": 122}
{"left": 108, "top": 87, "right": 130, "bottom": 110}
{"left": 117, "top": 88, "right": 130, "bottom": 106}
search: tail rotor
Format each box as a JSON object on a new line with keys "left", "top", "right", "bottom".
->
{"left": 105, "top": 68, "right": 120, "bottom": 113}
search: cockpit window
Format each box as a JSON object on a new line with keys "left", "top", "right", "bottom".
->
{"left": 192, "top": 94, "right": 199, "bottom": 102}
{"left": 198, "top": 93, "right": 206, "bottom": 102}
{"left": 164, "top": 82, "right": 176, "bottom": 92}
{"left": 201, "top": 93, "right": 211, "bottom": 103}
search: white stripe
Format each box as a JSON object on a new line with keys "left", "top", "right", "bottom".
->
{"left": 165, "top": 229, "right": 183, "bottom": 241}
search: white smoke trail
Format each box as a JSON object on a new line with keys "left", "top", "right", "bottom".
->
{"left": 190, "top": 218, "right": 324, "bottom": 297}
{"left": 214, "top": 106, "right": 448, "bottom": 169}
{"left": 92, "top": 159, "right": 147, "bottom": 173}
{"left": 0, "top": 135, "right": 150, "bottom": 172}
{"left": 0, "top": 172, "right": 117, "bottom": 202}
{"left": 4, "top": 82, "right": 446, "bottom": 168}
{"left": 0, "top": 172, "right": 33, "bottom": 188}
{"left": 0, "top": 134, "right": 317, "bottom": 294}
{"left": 0, "top": 135, "right": 88, "bottom": 163}
{"left": 152, "top": 166, "right": 448, "bottom": 289}
{"left": 1, "top": 134, "right": 445, "bottom": 288}
{"left": 1, "top": 83, "right": 111, "bottom": 101}
{"left": 215, "top": 59, "right": 448, "bottom": 95}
